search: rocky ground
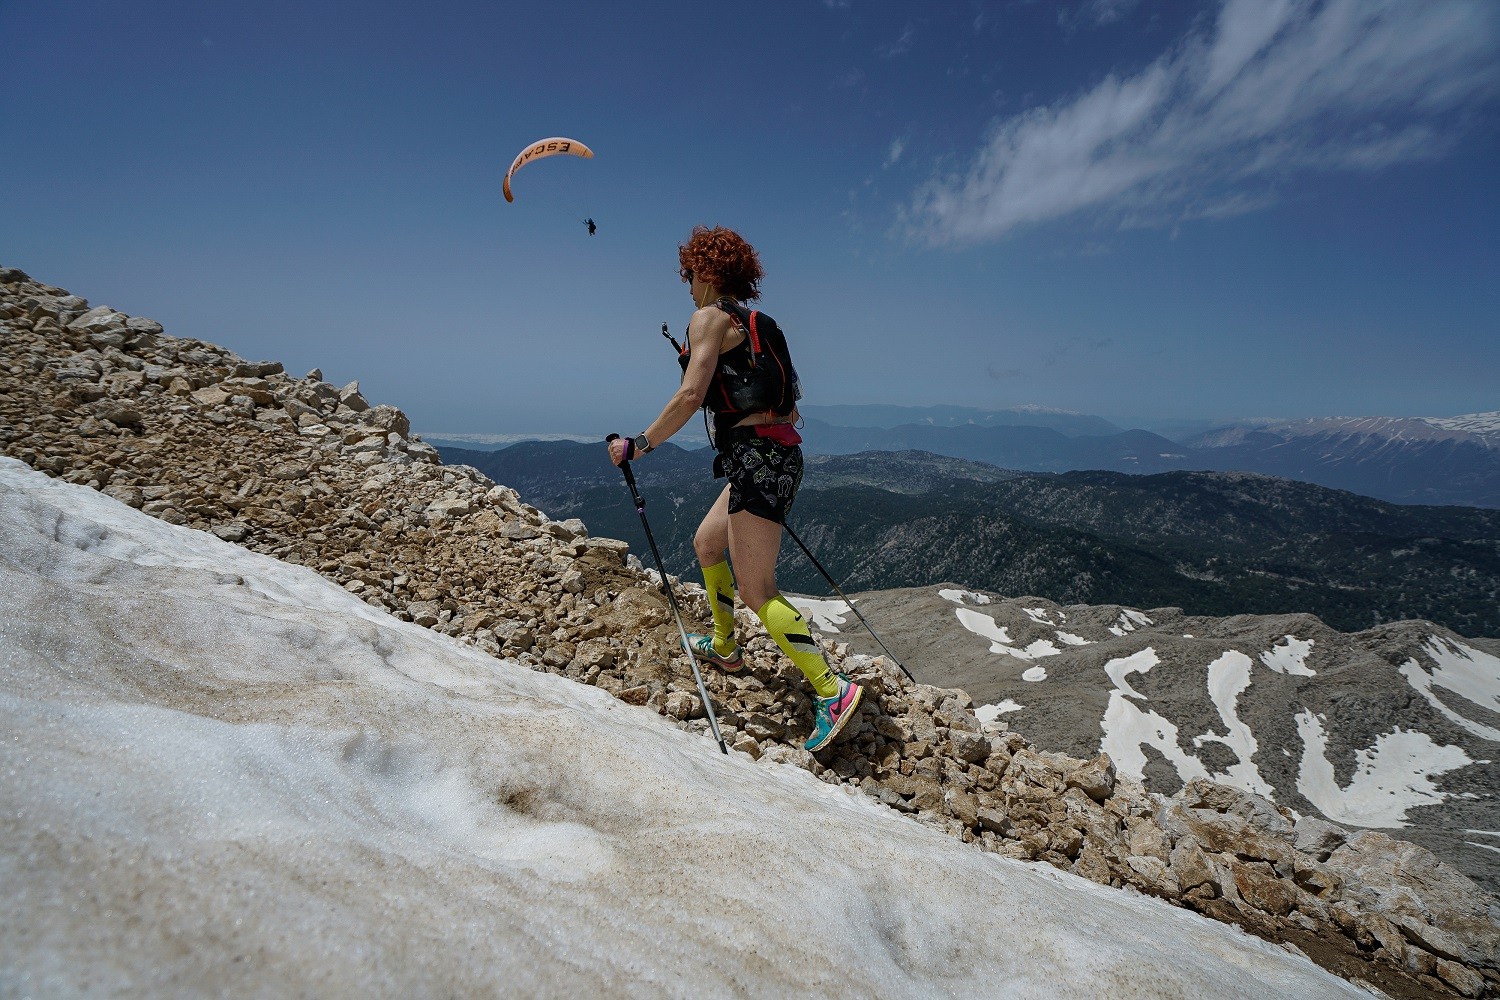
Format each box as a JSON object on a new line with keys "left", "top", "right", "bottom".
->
{"left": 2, "top": 264, "right": 1497, "bottom": 999}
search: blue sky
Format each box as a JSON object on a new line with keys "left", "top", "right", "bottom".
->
{"left": 4, "top": 0, "right": 1496, "bottom": 439}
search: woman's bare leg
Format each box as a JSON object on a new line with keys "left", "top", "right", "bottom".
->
{"left": 694, "top": 485, "right": 732, "bottom": 568}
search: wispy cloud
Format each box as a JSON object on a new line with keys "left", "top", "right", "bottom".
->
{"left": 908, "top": 0, "right": 1499, "bottom": 245}
{"left": 878, "top": 24, "right": 916, "bottom": 58}
{"left": 885, "top": 137, "right": 906, "bottom": 167}
{"left": 1058, "top": 0, "right": 1142, "bottom": 31}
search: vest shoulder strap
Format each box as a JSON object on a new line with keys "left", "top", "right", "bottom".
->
{"left": 715, "top": 299, "right": 763, "bottom": 359}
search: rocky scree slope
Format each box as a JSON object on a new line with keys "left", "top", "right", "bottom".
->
{"left": 0, "top": 265, "right": 1495, "bottom": 999}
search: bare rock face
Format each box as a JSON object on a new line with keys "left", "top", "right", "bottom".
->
{"left": 2, "top": 263, "right": 1496, "bottom": 999}
{"left": 1330, "top": 832, "right": 1500, "bottom": 968}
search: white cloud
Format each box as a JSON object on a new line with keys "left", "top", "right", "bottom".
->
{"left": 885, "top": 137, "right": 906, "bottom": 167}
{"left": 908, "top": 0, "right": 1499, "bottom": 245}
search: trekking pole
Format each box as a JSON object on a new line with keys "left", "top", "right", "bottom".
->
{"left": 660, "top": 322, "right": 682, "bottom": 353}
{"left": 606, "top": 435, "right": 728, "bottom": 754}
{"left": 781, "top": 520, "right": 916, "bottom": 683}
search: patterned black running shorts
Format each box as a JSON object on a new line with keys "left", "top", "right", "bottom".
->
{"left": 719, "top": 436, "right": 804, "bottom": 523}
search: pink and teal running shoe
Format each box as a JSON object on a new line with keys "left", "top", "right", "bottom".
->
{"left": 805, "top": 674, "right": 863, "bottom": 752}
{"left": 687, "top": 633, "right": 744, "bottom": 672}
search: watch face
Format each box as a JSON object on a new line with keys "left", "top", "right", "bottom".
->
{"left": 634, "top": 434, "right": 649, "bottom": 453}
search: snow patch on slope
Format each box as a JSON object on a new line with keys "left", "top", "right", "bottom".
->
{"left": 1109, "top": 610, "right": 1153, "bottom": 636}
{"left": 1294, "top": 711, "right": 1474, "bottom": 827}
{"left": 788, "top": 596, "right": 852, "bottom": 634}
{"left": 1194, "top": 651, "right": 1276, "bottom": 799}
{"left": 940, "top": 588, "right": 991, "bottom": 606}
{"left": 1260, "top": 636, "right": 1316, "bottom": 676}
{"left": 1101, "top": 648, "right": 1213, "bottom": 787}
{"left": 955, "top": 608, "right": 1061, "bottom": 662}
{"left": 1397, "top": 638, "right": 1500, "bottom": 743}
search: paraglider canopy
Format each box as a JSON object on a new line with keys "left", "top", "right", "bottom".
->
{"left": 502, "top": 136, "right": 595, "bottom": 203}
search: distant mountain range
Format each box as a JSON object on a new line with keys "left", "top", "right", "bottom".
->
{"left": 422, "top": 406, "right": 1499, "bottom": 507}
{"left": 1179, "top": 415, "right": 1500, "bottom": 508}
{"left": 437, "top": 443, "right": 1500, "bottom": 639}
{"left": 773, "top": 406, "right": 1500, "bottom": 508}
{"left": 799, "top": 403, "right": 1125, "bottom": 437}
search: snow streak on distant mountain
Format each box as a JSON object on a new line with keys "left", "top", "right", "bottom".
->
{"left": 1422, "top": 413, "right": 1500, "bottom": 440}
{"left": 1193, "top": 413, "right": 1500, "bottom": 450}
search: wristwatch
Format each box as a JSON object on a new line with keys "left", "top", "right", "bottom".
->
{"left": 633, "top": 432, "right": 653, "bottom": 456}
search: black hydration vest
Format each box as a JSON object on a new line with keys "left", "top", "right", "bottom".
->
{"left": 678, "top": 299, "right": 801, "bottom": 437}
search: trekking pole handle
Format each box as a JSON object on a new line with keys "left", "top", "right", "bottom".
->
{"left": 605, "top": 434, "right": 643, "bottom": 504}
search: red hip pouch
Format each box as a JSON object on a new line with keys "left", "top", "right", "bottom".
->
{"left": 755, "top": 423, "right": 802, "bottom": 446}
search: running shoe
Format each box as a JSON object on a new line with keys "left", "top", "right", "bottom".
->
{"left": 687, "top": 633, "right": 744, "bottom": 672}
{"left": 805, "top": 674, "right": 864, "bottom": 752}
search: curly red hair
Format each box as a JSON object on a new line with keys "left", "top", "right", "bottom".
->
{"left": 677, "top": 226, "right": 763, "bottom": 302}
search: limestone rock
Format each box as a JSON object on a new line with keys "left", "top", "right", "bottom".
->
{"left": 1293, "top": 816, "right": 1348, "bottom": 860}
{"left": 1169, "top": 835, "right": 1219, "bottom": 895}
{"left": 1064, "top": 753, "right": 1116, "bottom": 802}
{"left": 66, "top": 305, "right": 127, "bottom": 334}
{"left": 339, "top": 381, "right": 369, "bottom": 412}
{"left": 211, "top": 523, "right": 250, "bottom": 542}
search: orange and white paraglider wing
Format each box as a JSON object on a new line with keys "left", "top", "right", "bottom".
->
{"left": 502, "top": 136, "right": 595, "bottom": 203}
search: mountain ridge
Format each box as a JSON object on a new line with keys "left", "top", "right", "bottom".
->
{"left": 784, "top": 408, "right": 1500, "bottom": 507}
{"left": 437, "top": 442, "right": 1500, "bottom": 639}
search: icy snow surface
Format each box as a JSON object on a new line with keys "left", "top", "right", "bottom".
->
{"left": 0, "top": 459, "right": 1366, "bottom": 998}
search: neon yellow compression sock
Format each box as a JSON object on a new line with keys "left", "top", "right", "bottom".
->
{"left": 755, "top": 595, "right": 839, "bottom": 698}
{"left": 701, "top": 560, "right": 739, "bottom": 656}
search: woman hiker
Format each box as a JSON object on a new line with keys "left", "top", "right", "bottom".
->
{"left": 607, "top": 225, "right": 863, "bottom": 752}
